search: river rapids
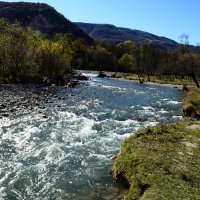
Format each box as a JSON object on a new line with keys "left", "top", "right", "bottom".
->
{"left": 0, "top": 73, "right": 183, "bottom": 199}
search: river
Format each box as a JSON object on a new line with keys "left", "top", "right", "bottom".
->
{"left": 0, "top": 73, "right": 183, "bottom": 199}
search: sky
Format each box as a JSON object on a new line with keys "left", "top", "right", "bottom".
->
{"left": 4, "top": 0, "right": 200, "bottom": 45}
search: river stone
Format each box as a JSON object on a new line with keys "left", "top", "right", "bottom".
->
{"left": 2, "top": 113, "right": 9, "bottom": 117}
{"left": 0, "top": 104, "right": 6, "bottom": 109}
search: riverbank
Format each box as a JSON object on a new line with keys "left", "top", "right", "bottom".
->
{"left": 80, "top": 70, "right": 193, "bottom": 89}
{"left": 0, "top": 84, "right": 59, "bottom": 119}
{"left": 112, "top": 88, "right": 200, "bottom": 200}
{"left": 111, "top": 72, "right": 195, "bottom": 88}
{"left": 183, "top": 88, "right": 200, "bottom": 119}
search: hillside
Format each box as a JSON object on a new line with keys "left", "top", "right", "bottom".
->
{"left": 0, "top": 2, "right": 93, "bottom": 43}
{"left": 76, "top": 22, "right": 179, "bottom": 49}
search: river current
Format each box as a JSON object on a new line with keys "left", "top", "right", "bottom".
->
{"left": 0, "top": 73, "right": 183, "bottom": 200}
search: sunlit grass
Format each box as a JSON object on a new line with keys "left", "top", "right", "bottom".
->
{"left": 113, "top": 122, "right": 200, "bottom": 200}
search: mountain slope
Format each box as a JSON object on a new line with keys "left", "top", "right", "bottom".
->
{"left": 76, "top": 22, "right": 179, "bottom": 49}
{"left": 0, "top": 2, "right": 93, "bottom": 43}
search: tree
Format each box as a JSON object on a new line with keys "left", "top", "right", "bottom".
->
{"left": 140, "top": 43, "right": 154, "bottom": 81}
{"left": 178, "top": 33, "right": 190, "bottom": 54}
{"left": 0, "top": 20, "right": 39, "bottom": 82}
{"left": 118, "top": 53, "right": 136, "bottom": 72}
{"left": 87, "top": 46, "right": 116, "bottom": 71}
{"left": 36, "top": 38, "right": 71, "bottom": 77}
{"left": 178, "top": 34, "right": 200, "bottom": 88}
{"left": 179, "top": 53, "right": 200, "bottom": 88}
{"left": 123, "top": 40, "right": 135, "bottom": 54}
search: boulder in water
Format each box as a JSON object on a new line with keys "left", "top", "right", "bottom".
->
{"left": 98, "top": 71, "right": 108, "bottom": 78}
{"left": 72, "top": 71, "right": 88, "bottom": 80}
{"left": 77, "top": 75, "right": 88, "bottom": 80}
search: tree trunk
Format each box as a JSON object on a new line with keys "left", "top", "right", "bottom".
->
{"left": 147, "top": 74, "right": 150, "bottom": 82}
{"left": 191, "top": 74, "right": 200, "bottom": 88}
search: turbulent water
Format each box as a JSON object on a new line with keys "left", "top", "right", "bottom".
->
{"left": 0, "top": 73, "right": 183, "bottom": 200}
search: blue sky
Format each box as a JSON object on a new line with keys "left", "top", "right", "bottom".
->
{"left": 4, "top": 0, "right": 200, "bottom": 45}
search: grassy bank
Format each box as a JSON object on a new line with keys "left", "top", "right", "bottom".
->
{"left": 113, "top": 88, "right": 200, "bottom": 200}
{"left": 113, "top": 122, "right": 200, "bottom": 200}
{"left": 111, "top": 73, "right": 195, "bottom": 86}
{"left": 183, "top": 88, "right": 200, "bottom": 118}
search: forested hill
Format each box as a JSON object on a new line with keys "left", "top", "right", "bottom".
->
{"left": 0, "top": 2, "right": 93, "bottom": 43}
{"left": 76, "top": 22, "right": 179, "bottom": 49}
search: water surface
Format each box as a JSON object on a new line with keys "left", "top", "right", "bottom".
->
{"left": 0, "top": 73, "right": 183, "bottom": 199}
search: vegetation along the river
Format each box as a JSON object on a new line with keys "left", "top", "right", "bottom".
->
{"left": 0, "top": 3, "right": 200, "bottom": 87}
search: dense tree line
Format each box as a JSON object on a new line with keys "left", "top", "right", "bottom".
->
{"left": 0, "top": 19, "right": 199, "bottom": 87}
{"left": 0, "top": 19, "right": 83, "bottom": 83}
{"left": 82, "top": 38, "right": 200, "bottom": 87}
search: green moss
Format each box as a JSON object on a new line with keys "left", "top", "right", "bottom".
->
{"left": 113, "top": 122, "right": 200, "bottom": 200}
